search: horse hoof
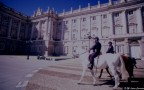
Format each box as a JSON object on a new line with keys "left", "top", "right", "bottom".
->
{"left": 77, "top": 82, "right": 81, "bottom": 85}
{"left": 93, "top": 84, "right": 97, "bottom": 86}
{"left": 113, "top": 87, "right": 117, "bottom": 90}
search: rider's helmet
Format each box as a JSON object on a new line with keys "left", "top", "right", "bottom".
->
{"left": 94, "top": 37, "right": 99, "bottom": 42}
{"left": 108, "top": 41, "right": 112, "bottom": 45}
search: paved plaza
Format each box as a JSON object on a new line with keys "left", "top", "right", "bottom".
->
{"left": 0, "top": 56, "right": 144, "bottom": 90}
{"left": 25, "top": 57, "right": 144, "bottom": 90}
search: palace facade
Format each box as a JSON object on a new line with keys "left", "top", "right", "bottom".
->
{"left": 0, "top": 0, "right": 144, "bottom": 60}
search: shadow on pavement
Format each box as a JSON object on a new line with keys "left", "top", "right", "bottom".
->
{"left": 119, "top": 77, "right": 144, "bottom": 90}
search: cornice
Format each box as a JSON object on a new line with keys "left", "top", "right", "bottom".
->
{"left": 0, "top": 3, "right": 28, "bottom": 21}
{"left": 58, "top": 0, "right": 144, "bottom": 19}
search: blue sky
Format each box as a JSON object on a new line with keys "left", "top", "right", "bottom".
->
{"left": 0, "top": 0, "right": 111, "bottom": 16}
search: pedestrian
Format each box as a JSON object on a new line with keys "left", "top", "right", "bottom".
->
{"left": 99, "top": 41, "right": 114, "bottom": 79}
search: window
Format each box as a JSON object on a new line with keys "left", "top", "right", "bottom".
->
{"left": 82, "top": 18, "right": 86, "bottom": 22}
{"left": 103, "top": 15, "right": 107, "bottom": 19}
{"left": 58, "top": 22, "right": 62, "bottom": 25}
{"left": 64, "top": 21, "right": 68, "bottom": 24}
{"left": 73, "top": 19, "right": 76, "bottom": 23}
{"left": 114, "top": 13, "right": 119, "bottom": 17}
{"left": 128, "top": 10, "right": 133, "bottom": 15}
{"left": 92, "top": 16, "right": 96, "bottom": 20}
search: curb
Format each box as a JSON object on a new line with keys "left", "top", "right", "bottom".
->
{"left": 16, "top": 68, "right": 43, "bottom": 90}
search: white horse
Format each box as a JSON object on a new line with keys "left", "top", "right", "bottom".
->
{"left": 75, "top": 48, "right": 129, "bottom": 89}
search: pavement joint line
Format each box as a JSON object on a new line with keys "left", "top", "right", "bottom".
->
{"left": 16, "top": 68, "right": 43, "bottom": 90}
{"left": 33, "top": 70, "right": 39, "bottom": 73}
{"left": 25, "top": 74, "right": 33, "bottom": 78}
{"left": 38, "top": 67, "right": 43, "bottom": 70}
{"left": 16, "top": 80, "right": 28, "bottom": 87}
{"left": 16, "top": 81, "right": 23, "bottom": 87}
{"left": 22, "top": 80, "right": 29, "bottom": 87}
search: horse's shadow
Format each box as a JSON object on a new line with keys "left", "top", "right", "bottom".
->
{"left": 119, "top": 77, "right": 144, "bottom": 89}
{"left": 78, "top": 78, "right": 115, "bottom": 87}
{"left": 98, "top": 78, "right": 115, "bottom": 87}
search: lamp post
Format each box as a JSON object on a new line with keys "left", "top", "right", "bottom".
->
{"left": 26, "top": 40, "right": 33, "bottom": 60}
{"left": 84, "top": 32, "right": 94, "bottom": 49}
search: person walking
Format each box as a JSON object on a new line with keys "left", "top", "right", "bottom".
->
{"left": 99, "top": 41, "right": 114, "bottom": 79}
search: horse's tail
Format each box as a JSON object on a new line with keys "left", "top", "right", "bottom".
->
{"left": 120, "top": 55, "right": 129, "bottom": 80}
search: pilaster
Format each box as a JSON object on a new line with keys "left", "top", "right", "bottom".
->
{"left": 136, "top": 7, "right": 143, "bottom": 33}
{"left": 30, "top": 23, "right": 34, "bottom": 40}
{"left": 138, "top": 37, "right": 144, "bottom": 60}
{"left": 17, "top": 21, "right": 21, "bottom": 40}
{"left": 124, "top": 38, "right": 130, "bottom": 56}
{"left": 97, "top": 15, "right": 102, "bottom": 38}
{"left": 37, "top": 21, "right": 41, "bottom": 40}
{"left": 7, "top": 18, "right": 12, "bottom": 38}
{"left": 121, "top": 10, "right": 128, "bottom": 34}
{"left": 44, "top": 40, "right": 49, "bottom": 56}
{"left": 61, "top": 20, "right": 64, "bottom": 40}
{"left": 108, "top": 12, "right": 114, "bottom": 36}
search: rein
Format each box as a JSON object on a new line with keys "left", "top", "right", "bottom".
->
{"left": 74, "top": 51, "right": 88, "bottom": 58}
{"left": 79, "top": 51, "right": 88, "bottom": 56}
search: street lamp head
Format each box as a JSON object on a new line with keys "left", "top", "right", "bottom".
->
{"left": 88, "top": 35, "right": 92, "bottom": 39}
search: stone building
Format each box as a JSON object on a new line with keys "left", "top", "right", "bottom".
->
{"left": 0, "top": 0, "right": 144, "bottom": 60}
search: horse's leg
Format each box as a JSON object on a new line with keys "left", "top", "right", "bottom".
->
{"left": 90, "top": 69, "right": 97, "bottom": 85}
{"left": 98, "top": 69, "right": 103, "bottom": 78}
{"left": 106, "top": 68, "right": 113, "bottom": 79}
{"left": 109, "top": 67, "right": 120, "bottom": 89}
{"left": 77, "top": 67, "right": 87, "bottom": 84}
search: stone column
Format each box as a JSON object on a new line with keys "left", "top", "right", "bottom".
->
{"left": 138, "top": 37, "right": 144, "bottom": 60}
{"left": 136, "top": 7, "right": 143, "bottom": 33}
{"left": 7, "top": 18, "right": 12, "bottom": 38}
{"left": 124, "top": 38, "right": 130, "bottom": 56}
{"left": 108, "top": 12, "right": 114, "bottom": 36}
{"left": 17, "top": 21, "right": 21, "bottom": 40}
{"left": 121, "top": 10, "right": 128, "bottom": 34}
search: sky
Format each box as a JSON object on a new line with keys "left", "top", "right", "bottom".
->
{"left": 0, "top": 0, "right": 112, "bottom": 16}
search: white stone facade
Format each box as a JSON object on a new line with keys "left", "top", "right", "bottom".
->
{"left": 0, "top": 0, "right": 144, "bottom": 60}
